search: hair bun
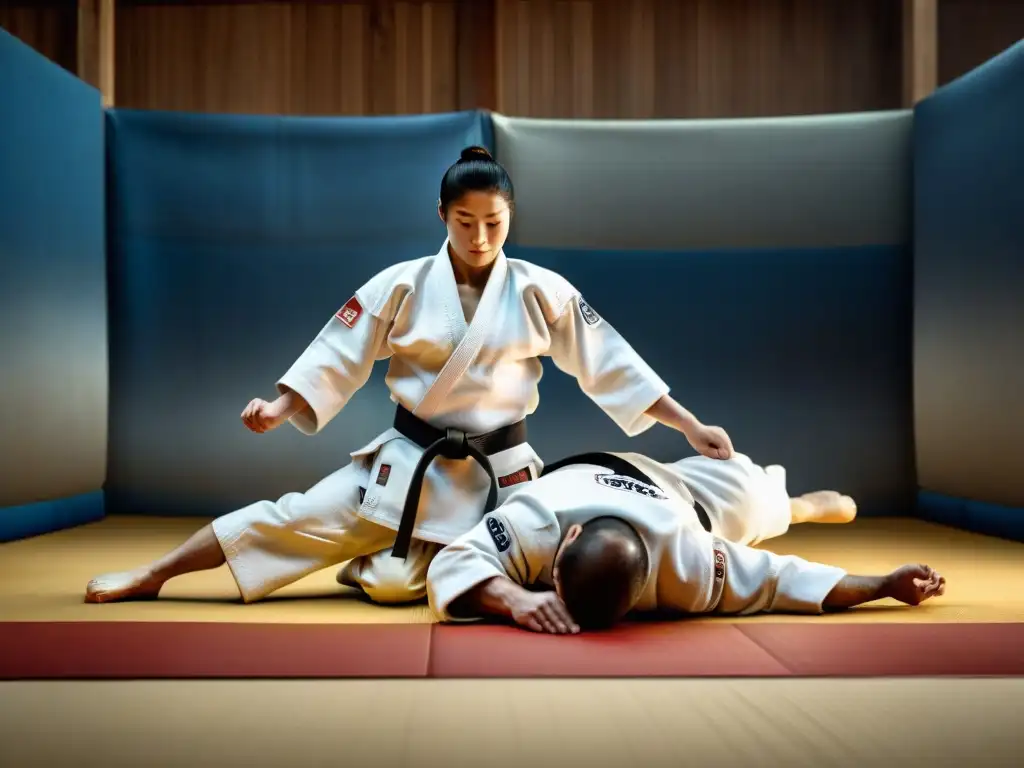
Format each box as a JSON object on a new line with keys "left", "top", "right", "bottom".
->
{"left": 459, "top": 145, "right": 493, "bottom": 162}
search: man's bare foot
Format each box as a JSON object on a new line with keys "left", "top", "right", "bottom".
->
{"left": 790, "top": 491, "right": 857, "bottom": 524}
{"left": 84, "top": 568, "right": 164, "bottom": 603}
{"left": 336, "top": 562, "right": 357, "bottom": 587}
{"left": 884, "top": 564, "right": 945, "bottom": 606}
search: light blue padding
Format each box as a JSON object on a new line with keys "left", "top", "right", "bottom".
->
{"left": 104, "top": 109, "right": 493, "bottom": 516}
{"left": 0, "top": 29, "right": 108, "bottom": 538}
{"left": 509, "top": 243, "right": 915, "bottom": 518}
{"left": 491, "top": 110, "right": 912, "bottom": 251}
{"left": 912, "top": 39, "right": 1024, "bottom": 510}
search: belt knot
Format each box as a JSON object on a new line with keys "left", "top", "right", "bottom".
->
{"left": 439, "top": 428, "right": 470, "bottom": 459}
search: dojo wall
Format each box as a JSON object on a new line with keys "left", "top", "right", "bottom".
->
{"left": 0, "top": 29, "right": 107, "bottom": 541}
{"left": 4, "top": 21, "right": 1019, "bottom": 535}
{"left": 104, "top": 110, "right": 493, "bottom": 516}
{"left": 912, "top": 40, "right": 1024, "bottom": 541}
{"left": 494, "top": 112, "right": 916, "bottom": 517}
{"left": 103, "top": 107, "right": 914, "bottom": 519}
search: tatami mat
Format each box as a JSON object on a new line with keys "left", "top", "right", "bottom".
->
{"left": 1, "top": 514, "right": 1021, "bottom": 624}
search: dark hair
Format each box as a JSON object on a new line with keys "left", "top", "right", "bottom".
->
{"left": 556, "top": 517, "right": 650, "bottom": 631}
{"left": 438, "top": 145, "right": 515, "bottom": 217}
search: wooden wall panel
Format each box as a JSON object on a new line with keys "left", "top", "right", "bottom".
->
{"left": 0, "top": 1, "right": 78, "bottom": 73}
{"left": 496, "top": 0, "right": 904, "bottom": 119}
{"left": 7, "top": 0, "right": 1021, "bottom": 120}
{"left": 939, "top": 0, "right": 1024, "bottom": 86}
{"left": 114, "top": 0, "right": 466, "bottom": 115}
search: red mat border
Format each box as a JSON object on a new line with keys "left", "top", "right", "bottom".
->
{"left": 0, "top": 622, "right": 433, "bottom": 679}
{"left": 1, "top": 621, "right": 1022, "bottom": 679}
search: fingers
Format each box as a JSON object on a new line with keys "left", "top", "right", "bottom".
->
{"left": 702, "top": 428, "right": 734, "bottom": 460}
{"left": 718, "top": 429, "right": 735, "bottom": 458}
{"left": 520, "top": 597, "right": 581, "bottom": 634}
{"left": 524, "top": 617, "right": 545, "bottom": 633}
{"left": 542, "top": 599, "right": 580, "bottom": 634}
{"left": 912, "top": 566, "right": 945, "bottom": 603}
{"left": 241, "top": 399, "right": 271, "bottom": 433}
{"left": 926, "top": 569, "right": 945, "bottom": 598}
{"left": 525, "top": 612, "right": 561, "bottom": 635}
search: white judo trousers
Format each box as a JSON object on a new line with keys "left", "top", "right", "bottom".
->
{"left": 209, "top": 241, "right": 672, "bottom": 604}
{"left": 627, "top": 451, "right": 794, "bottom": 547}
{"left": 212, "top": 450, "right": 531, "bottom": 605}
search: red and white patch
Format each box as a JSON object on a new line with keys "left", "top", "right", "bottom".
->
{"left": 335, "top": 296, "right": 363, "bottom": 328}
{"left": 714, "top": 549, "right": 726, "bottom": 582}
{"left": 498, "top": 468, "right": 531, "bottom": 489}
{"left": 376, "top": 464, "right": 391, "bottom": 486}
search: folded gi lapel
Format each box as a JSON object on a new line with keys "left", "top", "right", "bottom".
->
{"left": 427, "top": 240, "right": 469, "bottom": 345}
{"left": 413, "top": 247, "right": 508, "bottom": 422}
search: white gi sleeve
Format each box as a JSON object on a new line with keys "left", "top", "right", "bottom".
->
{"left": 426, "top": 500, "right": 559, "bottom": 622}
{"left": 711, "top": 536, "right": 848, "bottom": 616}
{"left": 546, "top": 291, "right": 670, "bottom": 437}
{"left": 275, "top": 270, "right": 404, "bottom": 435}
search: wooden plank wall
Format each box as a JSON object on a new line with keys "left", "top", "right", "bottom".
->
{"left": 1, "top": 0, "right": 1022, "bottom": 118}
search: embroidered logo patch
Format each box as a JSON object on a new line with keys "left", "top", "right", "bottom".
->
{"left": 376, "top": 464, "right": 391, "bottom": 486}
{"left": 498, "top": 467, "right": 531, "bottom": 488}
{"left": 594, "top": 473, "right": 668, "bottom": 500}
{"left": 336, "top": 296, "right": 363, "bottom": 328}
{"left": 486, "top": 515, "right": 512, "bottom": 552}
{"left": 713, "top": 548, "right": 726, "bottom": 582}
{"left": 578, "top": 296, "right": 600, "bottom": 326}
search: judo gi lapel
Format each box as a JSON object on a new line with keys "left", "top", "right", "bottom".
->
{"left": 413, "top": 241, "right": 508, "bottom": 422}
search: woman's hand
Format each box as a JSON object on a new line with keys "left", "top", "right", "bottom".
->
{"left": 684, "top": 423, "right": 734, "bottom": 460}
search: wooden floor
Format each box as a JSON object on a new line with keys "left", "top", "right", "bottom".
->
{"left": 2, "top": 514, "right": 1023, "bottom": 767}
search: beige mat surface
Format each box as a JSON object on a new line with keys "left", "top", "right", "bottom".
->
{"left": 2, "top": 514, "right": 1021, "bottom": 624}
{"left": 2, "top": 678, "right": 1022, "bottom": 767}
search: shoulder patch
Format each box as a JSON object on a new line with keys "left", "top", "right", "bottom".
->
{"left": 578, "top": 296, "right": 601, "bottom": 326}
{"left": 485, "top": 515, "right": 512, "bottom": 553}
{"left": 336, "top": 296, "right": 363, "bottom": 328}
{"left": 594, "top": 473, "right": 668, "bottom": 500}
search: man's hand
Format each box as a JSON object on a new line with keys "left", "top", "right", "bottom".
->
{"left": 883, "top": 564, "right": 945, "bottom": 606}
{"left": 508, "top": 590, "right": 580, "bottom": 634}
{"left": 452, "top": 577, "right": 580, "bottom": 634}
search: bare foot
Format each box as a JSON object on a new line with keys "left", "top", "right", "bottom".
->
{"left": 336, "top": 562, "right": 356, "bottom": 586}
{"left": 84, "top": 568, "right": 164, "bottom": 603}
{"left": 791, "top": 491, "right": 857, "bottom": 524}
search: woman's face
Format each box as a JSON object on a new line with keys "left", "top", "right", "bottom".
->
{"left": 440, "top": 191, "right": 511, "bottom": 270}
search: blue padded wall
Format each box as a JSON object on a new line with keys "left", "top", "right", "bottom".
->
{"left": 0, "top": 29, "right": 107, "bottom": 541}
{"left": 513, "top": 245, "right": 914, "bottom": 517}
{"left": 104, "top": 105, "right": 915, "bottom": 519}
{"left": 912, "top": 41, "right": 1024, "bottom": 540}
{"left": 105, "top": 109, "right": 492, "bottom": 516}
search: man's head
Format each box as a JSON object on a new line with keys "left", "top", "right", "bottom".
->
{"left": 552, "top": 516, "right": 650, "bottom": 631}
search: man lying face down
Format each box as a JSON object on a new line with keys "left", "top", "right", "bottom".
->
{"left": 425, "top": 451, "right": 945, "bottom": 633}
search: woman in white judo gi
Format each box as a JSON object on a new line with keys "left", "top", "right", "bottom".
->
{"left": 426, "top": 450, "right": 945, "bottom": 633}
{"left": 84, "top": 146, "right": 734, "bottom": 605}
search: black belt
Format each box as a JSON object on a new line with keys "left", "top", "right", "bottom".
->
{"left": 390, "top": 406, "right": 528, "bottom": 560}
{"left": 541, "top": 451, "right": 712, "bottom": 532}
